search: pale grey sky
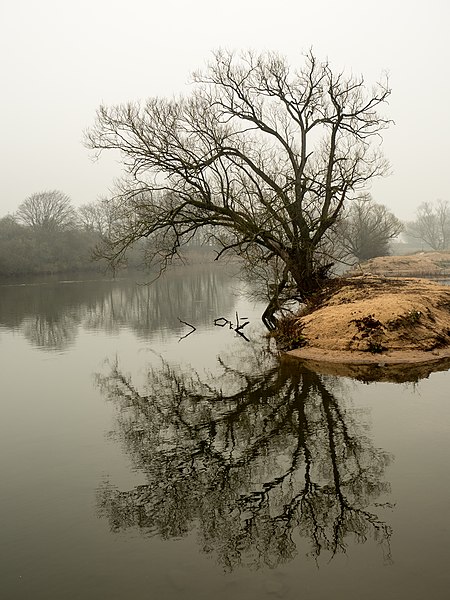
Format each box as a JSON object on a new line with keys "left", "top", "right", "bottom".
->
{"left": 1, "top": 0, "right": 449, "bottom": 221}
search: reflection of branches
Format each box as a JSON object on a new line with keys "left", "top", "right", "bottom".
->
{"left": 0, "top": 265, "right": 238, "bottom": 349}
{"left": 96, "top": 347, "right": 394, "bottom": 570}
{"left": 21, "top": 314, "right": 78, "bottom": 350}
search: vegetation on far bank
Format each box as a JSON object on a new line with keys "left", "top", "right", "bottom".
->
{"left": 0, "top": 185, "right": 405, "bottom": 280}
{"left": 0, "top": 216, "right": 101, "bottom": 277}
{"left": 0, "top": 191, "right": 141, "bottom": 277}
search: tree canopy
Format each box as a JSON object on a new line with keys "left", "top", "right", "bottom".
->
{"left": 16, "top": 190, "right": 77, "bottom": 231}
{"left": 86, "top": 50, "right": 391, "bottom": 327}
{"left": 407, "top": 200, "right": 450, "bottom": 251}
{"left": 335, "top": 196, "right": 403, "bottom": 262}
{"left": 0, "top": 194, "right": 110, "bottom": 276}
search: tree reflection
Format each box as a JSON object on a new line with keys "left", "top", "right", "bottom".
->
{"left": 21, "top": 313, "right": 79, "bottom": 349}
{"left": 96, "top": 347, "right": 394, "bottom": 570}
{"left": 83, "top": 265, "right": 235, "bottom": 338}
{"left": 0, "top": 264, "right": 236, "bottom": 350}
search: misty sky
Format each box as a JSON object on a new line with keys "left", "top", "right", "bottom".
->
{"left": 1, "top": 0, "right": 449, "bottom": 221}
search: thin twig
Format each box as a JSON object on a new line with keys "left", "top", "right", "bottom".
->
{"left": 178, "top": 318, "right": 196, "bottom": 342}
{"left": 214, "top": 313, "right": 250, "bottom": 341}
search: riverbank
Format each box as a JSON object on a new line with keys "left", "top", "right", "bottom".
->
{"left": 283, "top": 275, "right": 450, "bottom": 376}
{"left": 347, "top": 250, "right": 450, "bottom": 278}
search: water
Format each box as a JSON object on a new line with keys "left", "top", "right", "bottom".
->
{"left": 1, "top": 264, "right": 450, "bottom": 599}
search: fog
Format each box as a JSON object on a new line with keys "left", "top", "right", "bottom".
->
{"left": 2, "top": 0, "right": 449, "bottom": 221}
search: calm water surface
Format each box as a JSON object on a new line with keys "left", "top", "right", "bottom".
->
{"left": 1, "top": 265, "right": 450, "bottom": 599}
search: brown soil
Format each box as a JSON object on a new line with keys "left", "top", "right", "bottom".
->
{"left": 348, "top": 251, "right": 450, "bottom": 278}
{"left": 285, "top": 275, "right": 450, "bottom": 381}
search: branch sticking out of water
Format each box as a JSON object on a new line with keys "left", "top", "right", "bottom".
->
{"left": 214, "top": 313, "right": 250, "bottom": 342}
{"left": 178, "top": 318, "right": 196, "bottom": 342}
{"left": 177, "top": 313, "right": 251, "bottom": 343}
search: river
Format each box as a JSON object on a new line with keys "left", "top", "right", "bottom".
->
{"left": 1, "top": 264, "right": 450, "bottom": 599}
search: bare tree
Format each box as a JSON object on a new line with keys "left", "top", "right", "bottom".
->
{"left": 16, "top": 190, "right": 77, "bottom": 231}
{"left": 77, "top": 198, "right": 116, "bottom": 237}
{"left": 407, "top": 200, "right": 450, "bottom": 251}
{"left": 334, "top": 196, "right": 403, "bottom": 262}
{"left": 86, "top": 50, "right": 391, "bottom": 328}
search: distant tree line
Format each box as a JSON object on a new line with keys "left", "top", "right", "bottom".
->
{"left": 0, "top": 189, "right": 406, "bottom": 277}
{"left": 405, "top": 199, "right": 450, "bottom": 251}
{"left": 0, "top": 190, "right": 126, "bottom": 277}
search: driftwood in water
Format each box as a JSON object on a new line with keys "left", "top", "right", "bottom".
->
{"left": 178, "top": 318, "right": 196, "bottom": 342}
{"left": 177, "top": 313, "right": 251, "bottom": 342}
{"left": 214, "top": 312, "right": 250, "bottom": 341}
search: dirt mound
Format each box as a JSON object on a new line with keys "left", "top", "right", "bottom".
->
{"left": 286, "top": 276, "right": 450, "bottom": 368}
{"left": 349, "top": 251, "right": 450, "bottom": 278}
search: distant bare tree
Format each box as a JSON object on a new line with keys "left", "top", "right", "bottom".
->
{"left": 86, "top": 49, "right": 391, "bottom": 328}
{"left": 77, "top": 198, "right": 115, "bottom": 237}
{"left": 334, "top": 196, "right": 403, "bottom": 262}
{"left": 16, "top": 190, "right": 77, "bottom": 231}
{"left": 407, "top": 200, "right": 450, "bottom": 251}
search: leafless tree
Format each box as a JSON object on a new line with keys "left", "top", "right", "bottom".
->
{"left": 77, "top": 198, "right": 116, "bottom": 237}
{"left": 334, "top": 195, "right": 403, "bottom": 262}
{"left": 16, "top": 190, "right": 77, "bottom": 231}
{"left": 407, "top": 200, "right": 450, "bottom": 251}
{"left": 86, "top": 50, "right": 391, "bottom": 328}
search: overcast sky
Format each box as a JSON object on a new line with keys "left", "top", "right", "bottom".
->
{"left": 1, "top": 0, "right": 449, "bottom": 221}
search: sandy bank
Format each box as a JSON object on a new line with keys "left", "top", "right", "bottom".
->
{"left": 283, "top": 275, "right": 450, "bottom": 380}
